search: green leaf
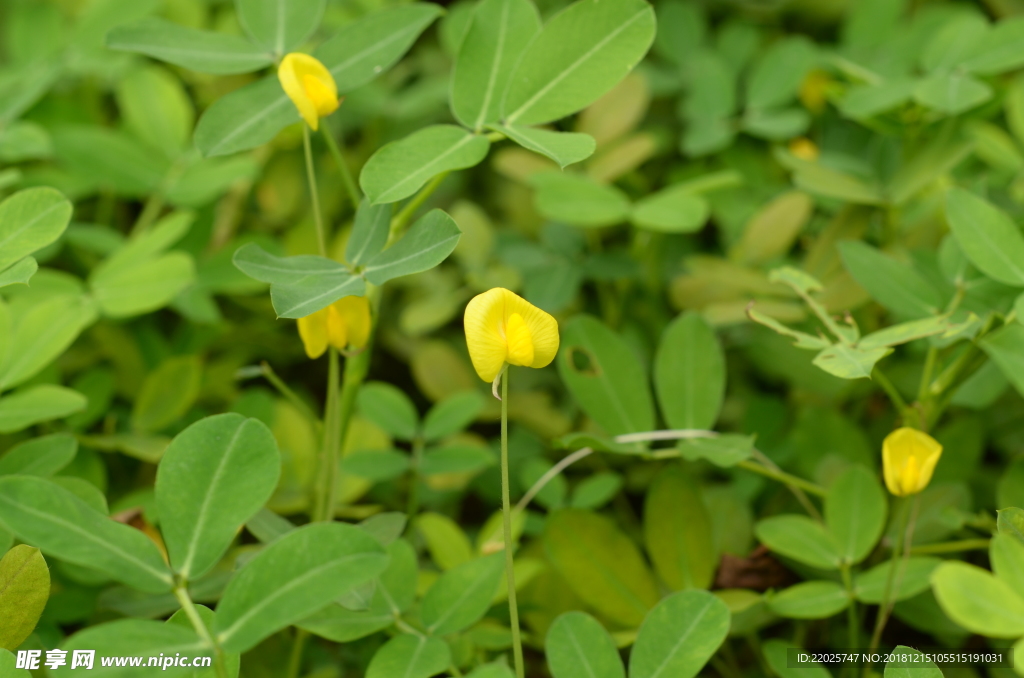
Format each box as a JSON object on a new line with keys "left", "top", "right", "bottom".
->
{"left": 945, "top": 188, "right": 1024, "bottom": 287}
{"left": 116, "top": 65, "right": 194, "bottom": 159}
{"left": 570, "top": 472, "right": 622, "bottom": 509}
{"left": 888, "top": 138, "right": 973, "bottom": 206}
{"left": 342, "top": 449, "right": 410, "bottom": 482}
{"left": 530, "top": 172, "right": 631, "bottom": 228}
{"left": 0, "top": 385, "right": 87, "bottom": 434}
{"left": 629, "top": 186, "right": 709, "bottom": 233}
{"left": 746, "top": 305, "right": 830, "bottom": 350}
{"left": 0, "top": 476, "right": 172, "bottom": 593}
{"left": 546, "top": 611, "right": 624, "bottom": 678}
{"left": 0, "top": 187, "right": 72, "bottom": 273}
{"left": 0, "top": 120, "right": 52, "bottom": 162}
{"left": 733, "top": 191, "right": 812, "bottom": 265}
{"left": 421, "top": 552, "right": 505, "bottom": 635}
{"left": 346, "top": 200, "right": 391, "bottom": 267}
{"left": 838, "top": 241, "right": 944, "bottom": 317}
{"left": 813, "top": 344, "right": 893, "bottom": 380}
{"left": 767, "top": 581, "right": 849, "bottom": 619}
{"left": 0, "top": 433, "right": 76, "bottom": 477}
{"left": 755, "top": 515, "right": 841, "bottom": 570}
{"left": 768, "top": 266, "right": 823, "bottom": 294}
{"left": 502, "top": 0, "right": 655, "bottom": 125}
{"left": 644, "top": 466, "right": 716, "bottom": 590}
{"left": 56, "top": 620, "right": 207, "bottom": 677}
{"left": 423, "top": 391, "right": 485, "bottom": 442}
{"left": 0, "top": 257, "right": 37, "bottom": 289}
{"left": 357, "top": 382, "right": 419, "bottom": 441}
{"left": 421, "top": 446, "right": 495, "bottom": 476}
{"left": 0, "top": 545, "right": 49, "bottom": 651}
{"left": 998, "top": 507, "right": 1024, "bottom": 545}
{"left": 493, "top": 125, "right": 595, "bottom": 170}
{"left": 0, "top": 649, "right": 30, "bottom": 677}
{"left": 858, "top": 316, "right": 951, "bottom": 350}
{"left": 745, "top": 36, "right": 817, "bottom": 110}
{"left": 785, "top": 156, "right": 884, "bottom": 205}
{"left": 557, "top": 315, "right": 655, "bottom": 436}
{"left": 363, "top": 209, "right": 462, "bottom": 285}
{"left": 166, "top": 604, "right": 241, "bottom": 678}
{"left": 839, "top": 79, "right": 916, "bottom": 119}
{"left": 298, "top": 605, "right": 393, "bottom": 643}
{"left": 237, "top": 0, "right": 324, "bottom": 56}
{"left": 545, "top": 509, "right": 659, "bottom": 626}
{"left": 677, "top": 434, "right": 755, "bottom": 468}
{"left": 654, "top": 312, "right": 725, "bottom": 430}
{"left": 195, "top": 4, "right": 441, "bottom": 156}
{"left": 741, "top": 107, "right": 810, "bottom": 140}
{"left": 213, "top": 522, "right": 388, "bottom": 652}
{"left": 418, "top": 512, "right": 473, "bottom": 571}
{"left": 825, "top": 465, "right": 887, "bottom": 565}
{"left": 106, "top": 18, "right": 273, "bottom": 74}
{"left": 366, "top": 634, "right": 451, "bottom": 678}
{"left": 762, "top": 640, "right": 830, "bottom": 678}
{"left": 232, "top": 244, "right": 365, "bottom": 318}
{"left": 131, "top": 355, "right": 203, "bottom": 433}
{"left": 361, "top": 126, "right": 489, "bottom": 205}
{"left": 884, "top": 646, "right": 943, "bottom": 678}
{"left": 452, "top": 0, "right": 541, "bottom": 130}
{"left": 931, "top": 560, "right": 1024, "bottom": 638}
{"left": 157, "top": 414, "right": 280, "bottom": 580}
{"left": 628, "top": 590, "right": 730, "bottom": 678}
{"left": 0, "top": 294, "right": 97, "bottom": 391}
{"left": 991, "top": 532, "right": 1024, "bottom": 598}
{"left": 981, "top": 323, "right": 1024, "bottom": 398}
{"left": 53, "top": 125, "right": 169, "bottom": 197}
{"left": 913, "top": 72, "right": 992, "bottom": 115}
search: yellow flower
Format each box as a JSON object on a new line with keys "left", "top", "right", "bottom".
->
{"left": 297, "top": 296, "right": 370, "bottom": 359}
{"left": 882, "top": 427, "right": 943, "bottom": 497}
{"left": 464, "top": 288, "right": 559, "bottom": 383}
{"left": 278, "top": 53, "right": 339, "bottom": 131}
{"left": 788, "top": 137, "right": 819, "bottom": 161}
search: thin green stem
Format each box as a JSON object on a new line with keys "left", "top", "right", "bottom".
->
{"left": 321, "top": 124, "right": 360, "bottom": 208}
{"left": 286, "top": 628, "right": 308, "bottom": 678}
{"left": 173, "top": 586, "right": 228, "bottom": 678}
{"left": 328, "top": 349, "right": 369, "bottom": 515}
{"left": 866, "top": 495, "right": 920, "bottom": 675}
{"left": 872, "top": 367, "right": 908, "bottom": 414}
{"left": 313, "top": 349, "right": 341, "bottom": 522}
{"left": 735, "top": 460, "right": 827, "bottom": 497}
{"left": 840, "top": 564, "right": 858, "bottom": 650}
{"left": 501, "top": 370, "right": 525, "bottom": 678}
{"left": 390, "top": 171, "right": 450, "bottom": 239}
{"left": 909, "top": 538, "right": 990, "bottom": 555}
{"left": 260, "top": 361, "right": 322, "bottom": 432}
{"left": 917, "top": 347, "right": 938, "bottom": 404}
{"left": 302, "top": 124, "right": 327, "bottom": 256}
{"left": 407, "top": 435, "right": 424, "bottom": 521}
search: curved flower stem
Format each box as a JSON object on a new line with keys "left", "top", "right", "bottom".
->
{"left": 909, "top": 538, "right": 990, "bottom": 555}
{"left": 258, "top": 361, "right": 322, "bottom": 432}
{"left": 302, "top": 124, "right": 327, "bottom": 256}
{"left": 173, "top": 585, "right": 228, "bottom": 678}
{"left": 735, "top": 460, "right": 827, "bottom": 498}
{"left": 321, "top": 124, "right": 360, "bottom": 208}
{"left": 407, "top": 435, "right": 425, "bottom": 521}
{"left": 501, "top": 371, "right": 525, "bottom": 678}
{"left": 840, "top": 564, "right": 858, "bottom": 650}
{"left": 515, "top": 447, "right": 593, "bottom": 513}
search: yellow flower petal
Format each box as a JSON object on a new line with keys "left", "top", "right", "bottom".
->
{"left": 278, "top": 53, "right": 338, "bottom": 131}
{"left": 297, "top": 307, "right": 329, "bottom": 359}
{"left": 464, "top": 288, "right": 559, "bottom": 382}
{"left": 882, "top": 427, "right": 942, "bottom": 497}
{"left": 326, "top": 304, "right": 348, "bottom": 350}
{"left": 331, "top": 295, "right": 371, "bottom": 350}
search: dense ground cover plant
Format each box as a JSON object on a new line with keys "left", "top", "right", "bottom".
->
{"left": 4, "top": 0, "right": 1024, "bottom": 676}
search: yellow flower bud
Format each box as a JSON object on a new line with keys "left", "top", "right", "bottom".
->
{"left": 297, "top": 295, "right": 371, "bottom": 359}
{"left": 278, "top": 53, "right": 339, "bottom": 131}
{"left": 464, "top": 288, "right": 559, "bottom": 383}
{"left": 882, "top": 427, "right": 943, "bottom": 497}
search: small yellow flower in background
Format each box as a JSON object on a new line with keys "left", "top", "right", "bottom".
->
{"left": 464, "top": 288, "right": 559, "bottom": 384}
{"left": 789, "top": 137, "right": 819, "bottom": 161}
{"left": 297, "top": 296, "right": 370, "bottom": 359}
{"left": 882, "top": 427, "right": 943, "bottom": 497}
{"left": 799, "top": 69, "right": 832, "bottom": 115}
{"left": 278, "top": 53, "right": 339, "bottom": 131}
